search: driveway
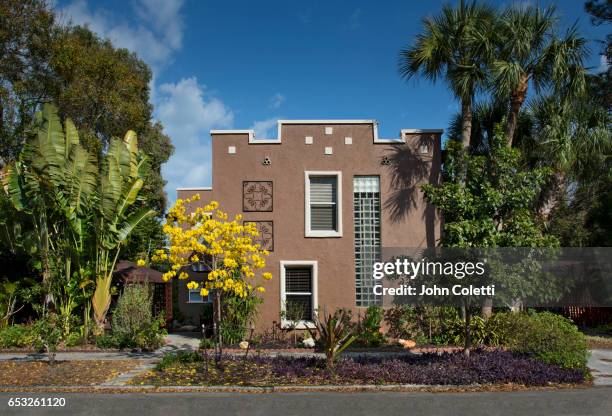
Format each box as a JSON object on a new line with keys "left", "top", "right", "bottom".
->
{"left": 1, "top": 389, "right": 611, "bottom": 416}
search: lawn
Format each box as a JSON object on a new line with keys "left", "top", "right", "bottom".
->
{"left": 0, "top": 360, "right": 140, "bottom": 386}
{"left": 131, "top": 350, "right": 586, "bottom": 387}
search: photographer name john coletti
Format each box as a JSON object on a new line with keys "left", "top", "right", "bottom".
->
{"left": 373, "top": 284, "right": 496, "bottom": 296}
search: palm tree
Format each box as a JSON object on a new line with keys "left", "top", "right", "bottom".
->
{"left": 527, "top": 95, "right": 611, "bottom": 219}
{"left": 492, "top": 5, "right": 588, "bottom": 147}
{"left": 399, "top": 0, "right": 495, "bottom": 151}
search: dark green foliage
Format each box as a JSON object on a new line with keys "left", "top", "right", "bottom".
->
{"left": 308, "top": 309, "right": 357, "bottom": 369}
{"left": 34, "top": 313, "right": 62, "bottom": 363}
{"left": 384, "top": 306, "right": 459, "bottom": 345}
{"left": 156, "top": 351, "right": 203, "bottom": 371}
{"left": 0, "top": 324, "right": 37, "bottom": 348}
{"left": 487, "top": 311, "right": 589, "bottom": 370}
{"left": 219, "top": 293, "right": 261, "bottom": 345}
{"left": 354, "top": 306, "right": 386, "bottom": 347}
{"left": 423, "top": 130, "right": 557, "bottom": 248}
{"left": 111, "top": 284, "right": 166, "bottom": 350}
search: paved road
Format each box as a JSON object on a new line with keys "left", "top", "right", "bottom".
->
{"left": 1, "top": 389, "right": 611, "bottom": 416}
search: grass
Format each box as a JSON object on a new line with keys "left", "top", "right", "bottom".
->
{"left": 586, "top": 335, "right": 612, "bottom": 350}
{"left": 0, "top": 360, "right": 139, "bottom": 386}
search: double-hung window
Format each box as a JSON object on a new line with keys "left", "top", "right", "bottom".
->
{"left": 280, "top": 261, "right": 318, "bottom": 328}
{"left": 305, "top": 171, "right": 342, "bottom": 237}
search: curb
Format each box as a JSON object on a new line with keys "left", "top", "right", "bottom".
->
{"left": 0, "top": 383, "right": 594, "bottom": 394}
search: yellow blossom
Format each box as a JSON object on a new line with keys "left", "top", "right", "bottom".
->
{"left": 262, "top": 272, "right": 272, "bottom": 280}
{"left": 136, "top": 259, "right": 146, "bottom": 267}
{"left": 187, "top": 281, "right": 199, "bottom": 290}
{"left": 200, "top": 288, "right": 209, "bottom": 297}
{"left": 256, "top": 286, "right": 265, "bottom": 293}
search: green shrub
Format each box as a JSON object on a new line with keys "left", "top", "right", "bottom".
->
{"left": 384, "top": 305, "right": 459, "bottom": 345}
{"left": 490, "top": 311, "right": 588, "bottom": 370}
{"left": 34, "top": 313, "right": 63, "bottom": 363}
{"left": 199, "top": 338, "right": 216, "bottom": 350}
{"left": 156, "top": 351, "right": 203, "bottom": 370}
{"left": 356, "top": 306, "right": 387, "bottom": 347}
{"left": 111, "top": 284, "right": 166, "bottom": 350}
{"left": 95, "top": 334, "right": 119, "bottom": 349}
{"left": 0, "top": 324, "right": 37, "bottom": 348}
{"left": 64, "top": 332, "right": 84, "bottom": 347}
{"left": 219, "top": 294, "right": 261, "bottom": 345}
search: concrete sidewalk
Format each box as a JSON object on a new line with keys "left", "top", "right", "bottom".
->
{"left": 588, "top": 349, "right": 612, "bottom": 386}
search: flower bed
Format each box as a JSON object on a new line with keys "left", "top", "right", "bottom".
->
{"left": 132, "top": 349, "right": 585, "bottom": 387}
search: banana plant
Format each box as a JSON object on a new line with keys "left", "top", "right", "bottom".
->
{"left": 2, "top": 104, "right": 97, "bottom": 308}
{"left": 91, "top": 130, "right": 155, "bottom": 330}
{"left": 2, "top": 104, "right": 154, "bottom": 329}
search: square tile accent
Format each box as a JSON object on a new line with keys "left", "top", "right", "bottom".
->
{"left": 344, "top": 137, "right": 352, "bottom": 145}
{"left": 243, "top": 181, "right": 273, "bottom": 212}
{"left": 325, "top": 146, "right": 333, "bottom": 155}
{"left": 228, "top": 145, "right": 236, "bottom": 154}
{"left": 244, "top": 221, "right": 274, "bottom": 251}
{"left": 325, "top": 126, "right": 333, "bottom": 135}
{"left": 305, "top": 136, "right": 313, "bottom": 144}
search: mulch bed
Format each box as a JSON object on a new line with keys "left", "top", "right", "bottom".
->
{"left": 0, "top": 360, "right": 140, "bottom": 386}
{"left": 131, "top": 349, "right": 586, "bottom": 387}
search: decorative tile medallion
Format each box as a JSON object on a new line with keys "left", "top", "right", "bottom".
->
{"left": 244, "top": 221, "right": 274, "bottom": 251}
{"left": 242, "top": 181, "right": 273, "bottom": 212}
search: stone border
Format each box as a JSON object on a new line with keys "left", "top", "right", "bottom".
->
{"left": 0, "top": 382, "right": 593, "bottom": 394}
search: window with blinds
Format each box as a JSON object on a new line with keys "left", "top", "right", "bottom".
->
{"left": 309, "top": 177, "right": 337, "bottom": 231}
{"left": 306, "top": 172, "right": 342, "bottom": 237}
{"left": 284, "top": 267, "right": 313, "bottom": 321}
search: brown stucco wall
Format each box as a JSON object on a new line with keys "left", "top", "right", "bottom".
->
{"left": 176, "top": 122, "right": 441, "bottom": 331}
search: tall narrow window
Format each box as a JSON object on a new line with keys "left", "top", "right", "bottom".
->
{"left": 353, "top": 176, "right": 381, "bottom": 306}
{"left": 305, "top": 172, "right": 342, "bottom": 237}
{"left": 281, "top": 261, "right": 318, "bottom": 328}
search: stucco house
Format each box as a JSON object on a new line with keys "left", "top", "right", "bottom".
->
{"left": 176, "top": 120, "right": 442, "bottom": 331}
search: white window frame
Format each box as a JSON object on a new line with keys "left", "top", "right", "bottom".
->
{"left": 304, "top": 171, "right": 343, "bottom": 237}
{"left": 187, "top": 288, "right": 212, "bottom": 304}
{"left": 280, "top": 260, "right": 318, "bottom": 329}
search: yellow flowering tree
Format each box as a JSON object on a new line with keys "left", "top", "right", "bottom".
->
{"left": 152, "top": 195, "right": 272, "bottom": 345}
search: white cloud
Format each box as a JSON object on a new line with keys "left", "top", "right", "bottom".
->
{"left": 597, "top": 54, "right": 610, "bottom": 74}
{"left": 58, "top": 1, "right": 239, "bottom": 201}
{"left": 269, "top": 93, "right": 285, "bottom": 109}
{"left": 157, "top": 77, "right": 234, "bottom": 196}
{"left": 58, "top": 0, "right": 184, "bottom": 70}
{"left": 250, "top": 118, "right": 278, "bottom": 139}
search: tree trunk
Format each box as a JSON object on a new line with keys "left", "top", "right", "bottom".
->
{"left": 481, "top": 297, "right": 493, "bottom": 319}
{"left": 538, "top": 171, "right": 566, "bottom": 221}
{"left": 213, "top": 290, "right": 223, "bottom": 361}
{"left": 461, "top": 97, "right": 473, "bottom": 152}
{"left": 505, "top": 76, "right": 529, "bottom": 148}
{"left": 463, "top": 302, "right": 471, "bottom": 357}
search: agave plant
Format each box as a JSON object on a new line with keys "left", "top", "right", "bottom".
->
{"left": 307, "top": 309, "right": 357, "bottom": 370}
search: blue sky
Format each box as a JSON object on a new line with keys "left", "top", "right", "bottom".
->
{"left": 55, "top": 1, "right": 610, "bottom": 199}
